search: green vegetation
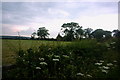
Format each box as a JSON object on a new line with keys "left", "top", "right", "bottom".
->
{"left": 2, "top": 38, "right": 120, "bottom": 79}
{"left": 2, "top": 39, "right": 69, "bottom": 66}
{"left": 2, "top": 22, "right": 120, "bottom": 79}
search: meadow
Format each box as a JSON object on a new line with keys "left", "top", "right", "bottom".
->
{"left": 2, "top": 39, "right": 120, "bottom": 79}
{"left": 2, "top": 39, "right": 70, "bottom": 66}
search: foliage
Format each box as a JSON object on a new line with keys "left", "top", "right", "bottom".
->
{"left": 91, "top": 29, "right": 105, "bottom": 40}
{"left": 112, "top": 29, "right": 120, "bottom": 38}
{"left": 84, "top": 28, "right": 93, "bottom": 38}
{"left": 61, "top": 22, "right": 84, "bottom": 41}
{"left": 31, "top": 32, "right": 36, "bottom": 39}
{"left": 56, "top": 34, "right": 62, "bottom": 41}
{"left": 37, "top": 27, "right": 50, "bottom": 39}
{"left": 2, "top": 39, "right": 119, "bottom": 79}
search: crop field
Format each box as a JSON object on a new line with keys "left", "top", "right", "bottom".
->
{"left": 2, "top": 39, "right": 120, "bottom": 79}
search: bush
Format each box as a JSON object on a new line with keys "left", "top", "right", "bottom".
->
{"left": 2, "top": 40, "right": 119, "bottom": 79}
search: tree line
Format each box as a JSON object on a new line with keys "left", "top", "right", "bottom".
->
{"left": 31, "top": 22, "right": 120, "bottom": 41}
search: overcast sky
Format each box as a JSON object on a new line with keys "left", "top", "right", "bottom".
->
{"left": 2, "top": 2, "right": 118, "bottom": 38}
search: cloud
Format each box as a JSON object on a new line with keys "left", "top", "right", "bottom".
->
{"left": 75, "top": 14, "right": 118, "bottom": 31}
{"left": 2, "top": 2, "right": 118, "bottom": 38}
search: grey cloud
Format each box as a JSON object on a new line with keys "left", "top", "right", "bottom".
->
{"left": 2, "top": 2, "right": 117, "bottom": 25}
{"left": 2, "top": 2, "right": 118, "bottom": 37}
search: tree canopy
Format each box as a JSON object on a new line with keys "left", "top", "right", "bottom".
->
{"left": 61, "top": 22, "right": 84, "bottom": 41}
{"left": 37, "top": 27, "right": 50, "bottom": 39}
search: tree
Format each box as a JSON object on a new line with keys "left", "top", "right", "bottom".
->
{"left": 112, "top": 29, "right": 120, "bottom": 38}
{"left": 61, "top": 22, "right": 84, "bottom": 41}
{"left": 84, "top": 28, "right": 93, "bottom": 38}
{"left": 104, "top": 31, "right": 112, "bottom": 39}
{"left": 91, "top": 29, "right": 105, "bottom": 40}
{"left": 37, "top": 27, "right": 50, "bottom": 39}
{"left": 31, "top": 32, "right": 36, "bottom": 39}
{"left": 56, "top": 33, "right": 62, "bottom": 41}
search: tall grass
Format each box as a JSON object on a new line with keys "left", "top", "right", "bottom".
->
{"left": 2, "top": 39, "right": 119, "bottom": 79}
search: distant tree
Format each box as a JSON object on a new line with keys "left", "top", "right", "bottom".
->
{"left": 104, "top": 31, "right": 112, "bottom": 39}
{"left": 112, "top": 29, "right": 120, "bottom": 38}
{"left": 91, "top": 29, "right": 105, "bottom": 40}
{"left": 56, "top": 33, "right": 62, "bottom": 41}
{"left": 84, "top": 28, "right": 93, "bottom": 38}
{"left": 31, "top": 32, "right": 36, "bottom": 39}
{"left": 61, "top": 22, "right": 84, "bottom": 41}
{"left": 37, "top": 27, "right": 50, "bottom": 39}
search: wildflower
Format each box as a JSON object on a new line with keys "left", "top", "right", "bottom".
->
{"left": 99, "top": 60, "right": 104, "bottom": 63}
{"left": 95, "top": 63, "right": 102, "bottom": 66}
{"left": 113, "top": 60, "right": 117, "bottom": 63}
{"left": 40, "top": 62, "right": 47, "bottom": 65}
{"left": 48, "top": 48, "right": 51, "bottom": 50}
{"left": 86, "top": 74, "right": 92, "bottom": 77}
{"left": 110, "top": 42, "right": 116, "bottom": 44}
{"left": 107, "top": 63, "right": 113, "bottom": 66}
{"left": 39, "top": 58, "right": 44, "bottom": 61}
{"left": 69, "top": 52, "right": 72, "bottom": 54}
{"left": 102, "top": 69, "right": 108, "bottom": 74}
{"left": 23, "top": 59, "right": 25, "bottom": 62}
{"left": 103, "top": 66, "right": 109, "bottom": 69}
{"left": 53, "top": 59, "right": 59, "bottom": 62}
{"left": 36, "top": 67, "right": 41, "bottom": 69}
{"left": 54, "top": 55, "right": 60, "bottom": 58}
{"left": 47, "top": 54, "right": 53, "bottom": 57}
{"left": 63, "top": 55, "right": 69, "bottom": 58}
{"left": 76, "top": 73, "right": 84, "bottom": 76}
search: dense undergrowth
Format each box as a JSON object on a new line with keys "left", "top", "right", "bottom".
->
{"left": 2, "top": 39, "right": 120, "bottom": 79}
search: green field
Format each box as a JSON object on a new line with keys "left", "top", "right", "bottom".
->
{"left": 2, "top": 39, "right": 69, "bottom": 66}
{"left": 2, "top": 39, "right": 119, "bottom": 79}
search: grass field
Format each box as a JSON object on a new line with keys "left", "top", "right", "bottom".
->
{"left": 2, "top": 39, "right": 119, "bottom": 79}
{"left": 2, "top": 39, "right": 70, "bottom": 66}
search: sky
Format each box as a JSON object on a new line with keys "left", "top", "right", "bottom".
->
{"left": 2, "top": 1, "right": 119, "bottom": 38}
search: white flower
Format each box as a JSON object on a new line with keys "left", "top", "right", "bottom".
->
{"left": 40, "top": 62, "right": 47, "bottom": 65}
{"left": 99, "top": 60, "right": 104, "bottom": 63}
{"left": 103, "top": 66, "right": 109, "bottom": 69}
{"left": 48, "top": 48, "right": 51, "bottom": 50}
{"left": 111, "top": 42, "right": 116, "bottom": 44}
{"left": 86, "top": 74, "right": 92, "bottom": 77}
{"left": 102, "top": 69, "right": 108, "bottom": 74}
{"left": 95, "top": 63, "right": 102, "bottom": 66}
{"left": 113, "top": 60, "right": 117, "bottom": 63}
{"left": 76, "top": 73, "right": 84, "bottom": 76}
{"left": 107, "top": 63, "right": 113, "bottom": 66}
{"left": 36, "top": 67, "right": 41, "bottom": 69}
{"left": 53, "top": 59, "right": 59, "bottom": 61}
{"left": 23, "top": 59, "right": 25, "bottom": 62}
{"left": 39, "top": 58, "right": 44, "bottom": 61}
{"left": 63, "top": 55, "right": 69, "bottom": 58}
{"left": 54, "top": 55, "right": 60, "bottom": 58}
